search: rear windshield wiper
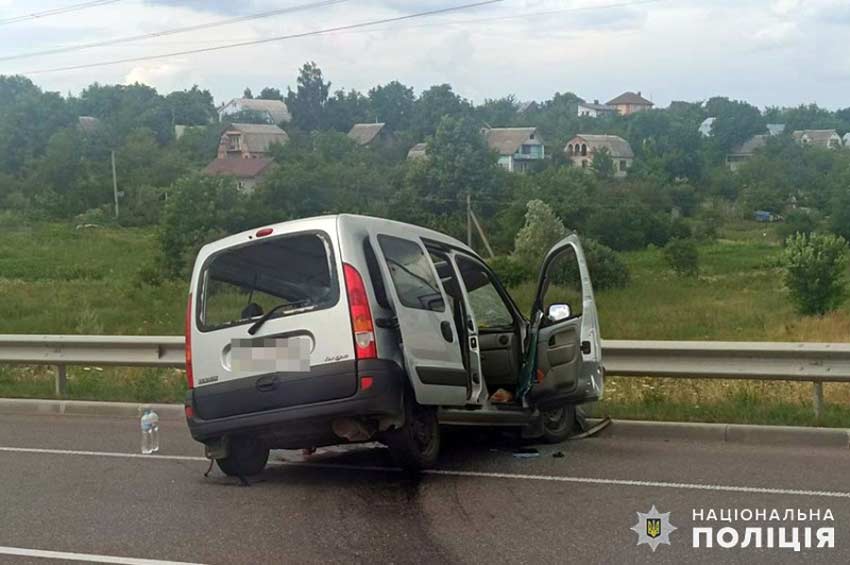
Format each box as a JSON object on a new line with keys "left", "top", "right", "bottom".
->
{"left": 247, "top": 299, "right": 312, "bottom": 335}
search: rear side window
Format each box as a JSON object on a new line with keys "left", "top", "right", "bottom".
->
{"left": 199, "top": 231, "right": 339, "bottom": 331}
{"left": 378, "top": 235, "right": 445, "bottom": 312}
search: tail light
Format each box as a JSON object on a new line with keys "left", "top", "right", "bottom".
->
{"left": 184, "top": 293, "right": 195, "bottom": 389}
{"left": 343, "top": 263, "right": 377, "bottom": 360}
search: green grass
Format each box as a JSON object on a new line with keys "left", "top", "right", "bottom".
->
{"left": 0, "top": 220, "right": 848, "bottom": 425}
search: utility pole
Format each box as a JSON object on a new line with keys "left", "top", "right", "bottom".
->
{"left": 111, "top": 150, "right": 119, "bottom": 219}
{"left": 466, "top": 193, "right": 472, "bottom": 247}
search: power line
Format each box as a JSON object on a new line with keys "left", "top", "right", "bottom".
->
{"left": 0, "top": 0, "right": 124, "bottom": 26}
{"left": 0, "top": 0, "right": 349, "bottom": 63}
{"left": 10, "top": 0, "right": 661, "bottom": 51}
{"left": 22, "top": 0, "right": 502, "bottom": 75}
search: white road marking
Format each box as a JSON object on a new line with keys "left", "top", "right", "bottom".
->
{"left": 2, "top": 445, "right": 850, "bottom": 500}
{"left": 0, "top": 546, "right": 206, "bottom": 565}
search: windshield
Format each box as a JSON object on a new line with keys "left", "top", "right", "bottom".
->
{"left": 199, "top": 231, "right": 338, "bottom": 332}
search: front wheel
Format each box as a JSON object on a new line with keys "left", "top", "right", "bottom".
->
{"left": 216, "top": 437, "right": 270, "bottom": 477}
{"left": 384, "top": 396, "right": 440, "bottom": 471}
{"left": 541, "top": 404, "right": 580, "bottom": 444}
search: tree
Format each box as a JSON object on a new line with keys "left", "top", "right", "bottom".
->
{"left": 705, "top": 97, "right": 765, "bottom": 157}
{"left": 513, "top": 200, "right": 567, "bottom": 270}
{"left": 166, "top": 86, "right": 215, "bottom": 125}
{"left": 411, "top": 84, "right": 470, "bottom": 139}
{"left": 368, "top": 81, "right": 415, "bottom": 131}
{"left": 286, "top": 62, "right": 331, "bottom": 132}
{"left": 258, "top": 87, "right": 284, "bottom": 101}
{"left": 0, "top": 75, "right": 74, "bottom": 173}
{"left": 243, "top": 88, "right": 253, "bottom": 99}
{"left": 159, "top": 174, "right": 252, "bottom": 277}
{"left": 476, "top": 96, "right": 518, "bottom": 127}
{"left": 77, "top": 82, "right": 173, "bottom": 144}
{"left": 323, "top": 89, "right": 371, "bottom": 132}
{"left": 782, "top": 232, "right": 849, "bottom": 315}
{"left": 591, "top": 147, "right": 615, "bottom": 178}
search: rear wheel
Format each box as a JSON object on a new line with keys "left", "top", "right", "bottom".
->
{"left": 541, "top": 404, "right": 579, "bottom": 444}
{"left": 385, "top": 395, "right": 440, "bottom": 471}
{"left": 216, "top": 437, "right": 270, "bottom": 477}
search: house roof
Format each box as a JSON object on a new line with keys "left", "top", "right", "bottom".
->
{"left": 578, "top": 102, "right": 616, "bottom": 112}
{"left": 484, "top": 127, "right": 541, "bottom": 156}
{"left": 792, "top": 129, "right": 840, "bottom": 147}
{"left": 606, "top": 91, "right": 654, "bottom": 107}
{"left": 221, "top": 98, "right": 290, "bottom": 124}
{"left": 203, "top": 158, "right": 275, "bottom": 179}
{"left": 730, "top": 134, "right": 769, "bottom": 156}
{"left": 567, "top": 134, "right": 634, "bottom": 158}
{"left": 407, "top": 142, "right": 428, "bottom": 160}
{"left": 225, "top": 123, "right": 289, "bottom": 154}
{"left": 348, "top": 123, "right": 387, "bottom": 145}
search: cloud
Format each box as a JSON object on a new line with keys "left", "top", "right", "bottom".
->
{"left": 751, "top": 21, "right": 799, "bottom": 50}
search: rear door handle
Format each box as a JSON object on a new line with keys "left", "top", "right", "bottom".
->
{"left": 440, "top": 321, "right": 454, "bottom": 343}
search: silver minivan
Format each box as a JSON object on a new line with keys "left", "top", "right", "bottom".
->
{"left": 184, "top": 214, "right": 603, "bottom": 475}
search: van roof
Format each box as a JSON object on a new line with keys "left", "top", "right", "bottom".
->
{"left": 197, "top": 214, "right": 477, "bottom": 258}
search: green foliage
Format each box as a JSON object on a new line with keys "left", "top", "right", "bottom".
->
{"left": 285, "top": 62, "right": 331, "bottom": 132}
{"left": 488, "top": 255, "right": 534, "bottom": 287}
{"left": 411, "top": 84, "right": 471, "bottom": 139}
{"left": 580, "top": 238, "right": 631, "bottom": 290}
{"left": 591, "top": 147, "right": 615, "bottom": 178}
{"left": 663, "top": 238, "right": 700, "bottom": 277}
{"left": 258, "top": 87, "right": 284, "bottom": 102}
{"left": 513, "top": 200, "right": 567, "bottom": 271}
{"left": 782, "top": 232, "right": 850, "bottom": 315}
{"left": 829, "top": 187, "right": 850, "bottom": 242}
{"left": 158, "top": 174, "right": 253, "bottom": 277}
{"left": 368, "top": 81, "right": 415, "bottom": 131}
{"left": 777, "top": 209, "right": 818, "bottom": 242}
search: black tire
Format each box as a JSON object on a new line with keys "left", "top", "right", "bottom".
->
{"left": 541, "top": 404, "right": 580, "bottom": 444}
{"left": 216, "top": 437, "right": 270, "bottom": 477}
{"left": 385, "top": 395, "right": 440, "bottom": 471}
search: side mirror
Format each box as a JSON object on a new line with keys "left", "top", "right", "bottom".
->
{"left": 547, "top": 303, "right": 571, "bottom": 322}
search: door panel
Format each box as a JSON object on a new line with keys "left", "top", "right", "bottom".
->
{"left": 370, "top": 229, "right": 468, "bottom": 407}
{"left": 528, "top": 235, "right": 603, "bottom": 408}
{"left": 478, "top": 331, "right": 520, "bottom": 386}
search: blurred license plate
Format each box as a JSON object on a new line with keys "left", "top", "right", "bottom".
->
{"left": 231, "top": 337, "right": 311, "bottom": 374}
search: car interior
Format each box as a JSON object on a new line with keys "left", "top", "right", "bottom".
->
{"left": 429, "top": 248, "right": 524, "bottom": 403}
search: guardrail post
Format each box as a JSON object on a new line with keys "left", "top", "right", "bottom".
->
{"left": 813, "top": 381, "right": 824, "bottom": 421}
{"left": 55, "top": 365, "right": 67, "bottom": 398}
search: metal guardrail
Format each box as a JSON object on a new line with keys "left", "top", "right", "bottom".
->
{"left": 1, "top": 336, "right": 849, "bottom": 417}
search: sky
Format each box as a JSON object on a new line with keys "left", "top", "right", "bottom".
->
{"left": 0, "top": 0, "right": 848, "bottom": 109}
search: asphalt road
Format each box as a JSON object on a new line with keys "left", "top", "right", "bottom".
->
{"left": 0, "top": 412, "right": 848, "bottom": 565}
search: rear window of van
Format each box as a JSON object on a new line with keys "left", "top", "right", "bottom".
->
{"left": 198, "top": 231, "right": 339, "bottom": 332}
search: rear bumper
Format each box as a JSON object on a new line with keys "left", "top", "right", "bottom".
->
{"left": 185, "top": 359, "right": 405, "bottom": 444}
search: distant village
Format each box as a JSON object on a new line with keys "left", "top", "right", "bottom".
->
{"left": 120, "top": 91, "right": 850, "bottom": 193}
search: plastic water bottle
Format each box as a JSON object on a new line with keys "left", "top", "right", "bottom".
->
{"left": 140, "top": 408, "right": 160, "bottom": 454}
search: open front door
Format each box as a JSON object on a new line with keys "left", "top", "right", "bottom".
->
{"left": 526, "top": 235, "right": 603, "bottom": 410}
{"left": 370, "top": 230, "right": 469, "bottom": 407}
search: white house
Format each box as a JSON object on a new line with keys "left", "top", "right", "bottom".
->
{"left": 565, "top": 134, "right": 634, "bottom": 177}
{"left": 577, "top": 100, "right": 617, "bottom": 118}
{"left": 792, "top": 129, "right": 843, "bottom": 149}
{"left": 218, "top": 98, "right": 291, "bottom": 125}
{"left": 483, "top": 127, "right": 545, "bottom": 173}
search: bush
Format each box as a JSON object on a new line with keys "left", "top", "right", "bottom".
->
{"left": 777, "top": 209, "right": 817, "bottom": 243}
{"left": 489, "top": 255, "right": 534, "bottom": 287}
{"left": 158, "top": 174, "right": 252, "bottom": 278}
{"left": 663, "top": 238, "right": 700, "bottom": 277}
{"left": 581, "top": 238, "right": 631, "bottom": 290}
{"left": 782, "top": 232, "right": 850, "bottom": 315}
